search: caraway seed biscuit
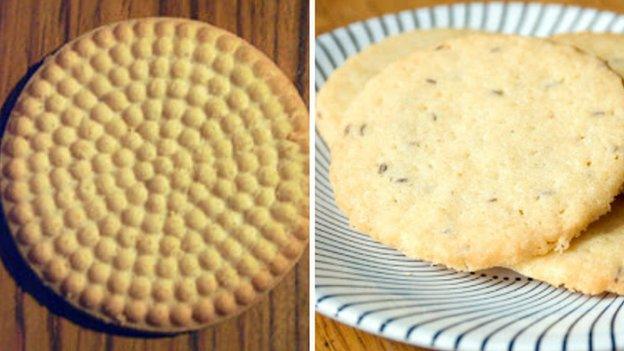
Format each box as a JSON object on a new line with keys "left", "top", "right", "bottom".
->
{"left": 316, "top": 29, "right": 470, "bottom": 148}
{"left": 330, "top": 34, "right": 624, "bottom": 271}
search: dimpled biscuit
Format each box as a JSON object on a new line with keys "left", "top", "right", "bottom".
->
{"left": 330, "top": 34, "right": 624, "bottom": 271}
{"left": 551, "top": 32, "right": 624, "bottom": 77}
{"left": 0, "top": 18, "right": 308, "bottom": 331}
{"left": 316, "top": 29, "right": 471, "bottom": 148}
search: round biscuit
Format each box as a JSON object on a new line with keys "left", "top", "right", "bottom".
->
{"left": 316, "top": 29, "right": 471, "bottom": 148}
{"left": 509, "top": 32, "right": 624, "bottom": 294}
{"left": 513, "top": 197, "right": 624, "bottom": 295}
{"left": 0, "top": 18, "right": 308, "bottom": 332}
{"left": 330, "top": 33, "right": 624, "bottom": 271}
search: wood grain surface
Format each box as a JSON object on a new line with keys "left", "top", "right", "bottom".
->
{"left": 0, "top": 1, "right": 309, "bottom": 351}
{"left": 314, "top": 0, "right": 624, "bottom": 350}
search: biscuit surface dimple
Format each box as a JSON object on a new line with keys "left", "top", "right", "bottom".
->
{"left": 0, "top": 18, "right": 308, "bottom": 332}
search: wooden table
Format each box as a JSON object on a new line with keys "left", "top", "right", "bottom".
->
{"left": 315, "top": 0, "right": 624, "bottom": 350}
{"left": 0, "top": 1, "right": 309, "bottom": 350}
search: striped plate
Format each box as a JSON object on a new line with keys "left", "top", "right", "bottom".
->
{"left": 315, "top": 2, "right": 624, "bottom": 350}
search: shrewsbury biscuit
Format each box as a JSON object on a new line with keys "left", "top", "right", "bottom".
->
{"left": 551, "top": 32, "right": 624, "bottom": 76}
{"left": 508, "top": 32, "right": 624, "bottom": 295}
{"left": 0, "top": 18, "right": 308, "bottom": 331}
{"left": 330, "top": 34, "right": 624, "bottom": 271}
{"left": 513, "top": 197, "right": 624, "bottom": 295}
{"left": 316, "top": 29, "right": 470, "bottom": 148}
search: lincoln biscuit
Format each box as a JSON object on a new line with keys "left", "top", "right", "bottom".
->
{"left": 0, "top": 18, "right": 308, "bottom": 331}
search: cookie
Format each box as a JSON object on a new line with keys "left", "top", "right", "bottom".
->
{"left": 512, "top": 197, "right": 624, "bottom": 295}
{"left": 316, "top": 29, "right": 470, "bottom": 148}
{"left": 551, "top": 32, "right": 624, "bottom": 76}
{"left": 0, "top": 18, "right": 308, "bottom": 331}
{"left": 330, "top": 33, "right": 624, "bottom": 271}
{"left": 507, "top": 32, "right": 624, "bottom": 295}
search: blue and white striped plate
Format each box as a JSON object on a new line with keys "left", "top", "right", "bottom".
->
{"left": 315, "top": 2, "right": 624, "bottom": 350}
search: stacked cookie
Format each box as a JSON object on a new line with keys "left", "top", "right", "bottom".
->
{"left": 320, "top": 30, "right": 624, "bottom": 295}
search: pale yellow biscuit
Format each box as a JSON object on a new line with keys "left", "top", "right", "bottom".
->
{"left": 551, "top": 32, "right": 624, "bottom": 76}
{"left": 508, "top": 32, "right": 624, "bottom": 295}
{"left": 0, "top": 18, "right": 308, "bottom": 331}
{"left": 513, "top": 197, "right": 624, "bottom": 295}
{"left": 316, "top": 29, "right": 471, "bottom": 148}
{"left": 330, "top": 34, "right": 624, "bottom": 271}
